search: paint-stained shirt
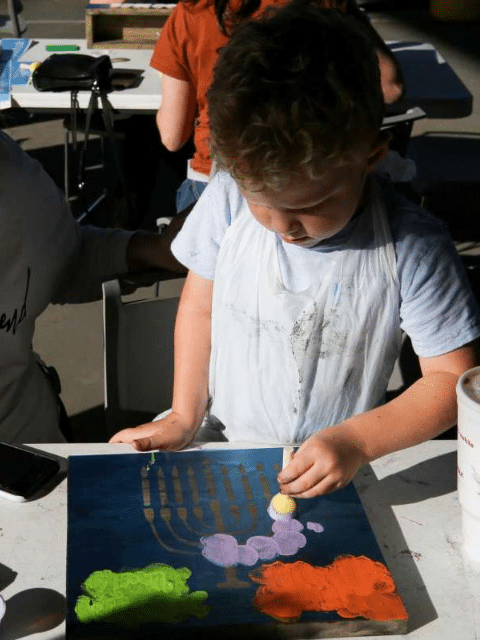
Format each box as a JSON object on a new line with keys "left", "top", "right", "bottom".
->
{"left": 172, "top": 170, "right": 480, "bottom": 359}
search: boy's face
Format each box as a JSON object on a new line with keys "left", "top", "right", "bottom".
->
{"left": 240, "top": 161, "right": 371, "bottom": 249}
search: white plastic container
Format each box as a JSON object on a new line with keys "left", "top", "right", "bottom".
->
{"left": 456, "top": 366, "right": 480, "bottom": 561}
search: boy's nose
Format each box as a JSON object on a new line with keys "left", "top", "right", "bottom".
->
{"left": 269, "top": 212, "right": 301, "bottom": 236}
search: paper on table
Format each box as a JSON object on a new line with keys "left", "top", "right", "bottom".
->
{"left": 0, "top": 38, "right": 32, "bottom": 108}
{"left": 0, "top": 59, "right": 11, "bottom": 108}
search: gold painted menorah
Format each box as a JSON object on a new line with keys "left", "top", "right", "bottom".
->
{"left": 141, "top": 455, "right": 281, "bottom": 589}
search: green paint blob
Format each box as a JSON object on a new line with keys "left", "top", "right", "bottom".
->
{"left": 75, "top": 563, "right": 209, "bottom": 627}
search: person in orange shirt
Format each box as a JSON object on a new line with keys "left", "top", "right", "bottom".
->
{"left": 150, "top": 0, "right": 404, "bottom": 213}
{"left": 150, "top": 0, "right": 286, "bottom": 213}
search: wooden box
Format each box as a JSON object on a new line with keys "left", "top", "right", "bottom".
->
{"left": 86, "top": 5, "right": 174, "bottom": 50}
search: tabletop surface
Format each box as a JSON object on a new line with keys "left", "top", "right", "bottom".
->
{"left": 388, "top": 41, "right": 472, "bottom": 118}
{"left": 1, "top": 440, "right": 480, "bottom": 640}
{"left": 11, "top": 38, "right": 162, "bottom": 112}
{"left": 4, "top": 37, "right": 473, "bottom": 117}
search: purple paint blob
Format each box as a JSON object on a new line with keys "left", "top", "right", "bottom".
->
{"left": 200, "top": 534, "right": 239, "bottom": 567}
{"left": 237, "top": 545, "right": 259, "bottom": 566}
{"left": 272, "top": 531, "right": 307, "bottom": 556}
{"left": 247, "top": 536, "right": 281, "bottom": 560}
{"left": 200, "top": 518, "right": 323, "bottom": 568}
{"left": 272, "top": 518, "right": 304, "bottom": 533}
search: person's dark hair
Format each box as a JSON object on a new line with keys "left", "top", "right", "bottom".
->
{"left": 183, "top": 0, "right": 404, "bottom": 100}
{"left": 184, "top": 0, "right": 392, "bottom": 38}
{"left": 207, "top": 1, "right": 385, "bottom": 191}
{"left": 183, "top": 0, "right": 261, "bottom": 35}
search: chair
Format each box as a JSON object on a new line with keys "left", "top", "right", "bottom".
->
{"left": 102, "top": 272, "right": 186, "bottom": 438}
{"left": 381, "top": 106, "right": 426, "bottom": 157}
{"left": 64, "top": 113, "right": 108, "bottom": 220}
{"left": 3, "top": 0, "right": 22, "bottom": 37}
{"left": 378, "top": 106, "right": 427, "bottom": 203}
{"left": 63, "top": 110, "right": 130, "bottom": 225}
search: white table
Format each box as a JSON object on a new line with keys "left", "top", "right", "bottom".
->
{"left": 11, "top": 38, "right": 162, "bottom": 112}
{"left": 1, "top": 440, "right": 480, "bottom": 640}
{"left": 7, "top": 38, "right": 473, "bottom": 118}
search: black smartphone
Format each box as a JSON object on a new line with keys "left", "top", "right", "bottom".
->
{"left": 0, "top": 442, "right": 61, "bottom": 502}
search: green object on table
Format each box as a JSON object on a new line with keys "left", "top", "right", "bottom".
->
{"left": 45, "top": 45, "right": 80, "bottom": 52}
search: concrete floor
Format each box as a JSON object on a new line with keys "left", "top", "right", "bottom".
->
{"left": 1, "top": 3, "right": 480, "bottom": 441}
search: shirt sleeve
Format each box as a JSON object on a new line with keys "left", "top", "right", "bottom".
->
{"left": 150, "top": 4, "right": 190, "bottom": 81}
{"left": 52, "top": 224, "right": 133, "bottom": 304}
{"left": 171, "top": 172, "right": 243, "bottom": 279}
{"left": 392, "top": 190, "right": 480, "bottom": 358}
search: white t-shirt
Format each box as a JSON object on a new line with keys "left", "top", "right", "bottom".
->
{"left": 0, "top": 130, "right": 133, "bottom": 443}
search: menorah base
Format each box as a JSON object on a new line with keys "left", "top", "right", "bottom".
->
{"left": 217, "top": 567, "right": 251, "bottom": 589}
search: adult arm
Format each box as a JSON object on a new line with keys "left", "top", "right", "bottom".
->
{"left": 279, "top": 341, "right": 478, "bottom": 497}
{"left": 126, "top": 213, "right": 190, "bottom": 273}
{"left": 377, "top": 49, "right": 404, "bottom": 105}
{"left": 156, "top": 74, "right": 197, "bottom": 151}
{"left": 52, "top": 223, "right": 187, "bottom": 305}
{"left": 110, "top": 269, "right": 213, "bottom": 449}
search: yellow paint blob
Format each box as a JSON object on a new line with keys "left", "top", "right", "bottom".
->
{"left": 270, "top": 493, "right": 296, "bottom": 515}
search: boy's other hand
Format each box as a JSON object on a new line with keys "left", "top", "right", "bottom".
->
{"left": 109, "top": 411, "right": 197, "bottom": 451}
{"left": 277, "top": 429, "right": 368, "bottom": 497}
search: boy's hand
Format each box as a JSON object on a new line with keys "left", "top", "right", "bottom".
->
{"left": 277, "top": 429, "right": 368, "bottom": 498}
{"left": 109, "top": 411, "right": 198, "bottom": 451}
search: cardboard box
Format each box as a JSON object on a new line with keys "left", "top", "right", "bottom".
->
{"left": 86, "top": 6, "right": 174, "bottom": 49}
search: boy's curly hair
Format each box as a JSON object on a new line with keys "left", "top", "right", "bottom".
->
{"left": 207, "top": 1, "right": 385, "bottom": 191}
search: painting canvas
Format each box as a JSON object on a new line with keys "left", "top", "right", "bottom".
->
{"left": 66, "top": 449, "right": 407, "bottom": 639}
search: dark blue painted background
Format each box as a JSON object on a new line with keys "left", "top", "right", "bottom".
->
{"left": 66, "top": 449, "right": 387, "bottom": 638}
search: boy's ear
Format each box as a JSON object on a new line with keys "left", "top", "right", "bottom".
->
{"left": 366, "top": 131, "right": 391, "bottom": 172}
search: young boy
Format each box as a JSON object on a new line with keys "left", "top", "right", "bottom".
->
{"left": 111, "top": 2, "right": 480, "bottom": 497}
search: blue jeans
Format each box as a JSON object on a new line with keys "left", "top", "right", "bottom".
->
{"left": 175, "top": 178, "right": 208, "bottom": 213}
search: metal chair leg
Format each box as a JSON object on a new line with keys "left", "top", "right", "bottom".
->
{"left": 7, "top": 0, "right": 21, "bottom": 37}
{"left": 64, "top": 128, "right": 70, "bottom": 203}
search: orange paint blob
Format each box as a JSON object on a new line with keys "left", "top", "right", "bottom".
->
{"left": 249, "top": 556, "right": 407, "bottom": 623}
